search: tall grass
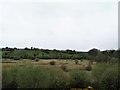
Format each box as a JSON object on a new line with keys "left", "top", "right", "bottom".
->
{"left": 2, "top": 67, "right": 18, "bottom": 88}
{"left": 100, "top": 63, "right": 118, "bottom": 90}
{"left": 16, "top": 67, "right": 51, "bottom": 88}
{"left": 69, "top": 69, "right": 91, "bottom": 88}
{"left": 92, "top": 63, "right": 118, "bottom": 90}
{"left": 2, "top": 66, "right": 69, "bottom": 89}
{"left": 2, "top": 62, "right": 118, "bottom": 89}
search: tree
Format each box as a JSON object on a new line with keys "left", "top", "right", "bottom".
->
{"left": 31, "top": 47, "right": 33, "bottom": 50}
{"left": 58, "top": 53, "right": 62, "bottom": 59}
{"left": 24, "top": 47, "right": 29, "bottom": 50}
{"left": 88, "top": 48, "right": 100, "bottom": 57}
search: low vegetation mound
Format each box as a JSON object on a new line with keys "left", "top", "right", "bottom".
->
{"left": 49, "top": 61, "right": 56, "bottom": 65}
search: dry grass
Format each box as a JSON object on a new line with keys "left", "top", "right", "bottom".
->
{"left": 2, "top": 59, "right": 96, "bottom": 71}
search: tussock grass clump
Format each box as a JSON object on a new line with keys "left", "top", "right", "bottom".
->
{"left": 49, "top": 61, "right": 55, "bottom": 65}
{"left": 69, "top": 69, "right": 91, "bottom": 88}
{"left": 75, "top": 60, "right": 79, "bottom": 64}
{"left": 91, "top": 63, "right": 118, "bottom": 90}
{"left": 48, "top": 68, "right": 70, "bottom": 88}
{"left": 100, "top": 64, "right": 118, "bottom": 90}
{"left": 85, "top": 64, "right": 92, "bottom": 71}
{"left": 34, "top": 58, "right": 39, "bottom": 62}
{"left": 60, "top": 65, "right": 68, "bottom": 72}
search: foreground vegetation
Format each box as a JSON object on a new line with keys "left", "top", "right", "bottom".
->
{"left": 2, "top": 59, "right": 118, "bottom": 90}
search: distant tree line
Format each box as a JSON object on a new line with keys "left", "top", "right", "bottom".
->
{"left": 1, "top": 47, "right": 118, "bottom": 62}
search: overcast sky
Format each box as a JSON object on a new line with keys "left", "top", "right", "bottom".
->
{"left": 0, "top": 0, "right": 118, "bottom": 51}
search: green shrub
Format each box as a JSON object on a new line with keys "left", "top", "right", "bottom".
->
{"left": 91, "top": 63, "right": 110, "bottom": 89}
{"left": 100, "top": 64, "right": 118, "bottom": 90}
{"left": 13, "top": 57, "right": 20, "bottom": 60}
{"left": 34, "top": 58, "right": 39, "bottom": 62}
{"left": 48, "top": 68, "right": 70, "bottom": 88}
{"left": 75, "top": 60, "right": 79, "bottom": 64}
{"left": 70, "top": 69, "right": 91, "bottom": 88}
{"left": 95, "top": 53, "right": 111, "bottom": 62}
{"left": 81, "top": 59, "right": 83, "bottom": 62}
{"left": 49, "top": 61, "right": 55, "bottom": 65}
{"left": 91, "top": 63, "right": 118, "bottom": 90}
{"left": 60, "top": 65, "right": 68, "bottom": 72}
{"left": 85, "top": 64, "right": 92, "bottom": 71}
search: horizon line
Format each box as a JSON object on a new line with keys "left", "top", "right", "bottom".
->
{"left": 0, "top": 46, "right": 118, "bottom": 52}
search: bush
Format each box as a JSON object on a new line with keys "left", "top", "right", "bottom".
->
{"left": 85, "top": 64, "right": 92, "bottom": 71}
{"left": 95, "top": 53, "right": 111, "bottom": 62}
{"left": 88, "top": 48, "right": 99, "bottom": 57}
{"left": 100, "top": 64, "right": 118, "bottom": 90}
{"left": 49, "top": 61, "right": 55, "bottom": 65}
{"left": 75, "top": 60, "right": 79, "bottom": 64}
{"left": 13, "top": 57, "right": 21, "bottom": 60}
{"left": 60, "top": 65, "right": 68, "bottom": 72}
{"left": 48, "top": 68, "right": 70, "bottom": 88}
{"left": 91, "top": 63, "right": 118, "bottom": 90}
{"left": 70, "top": 69, "right": 91, "bottom": 88}
{"left": 81, "top": 59, "right": 83, "bottom": 62}
{"left": 91, "top": 63, "right": 110, "bottom": 89}
{"left": 34, "top": 58, "right": 39, "bottom": 62}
